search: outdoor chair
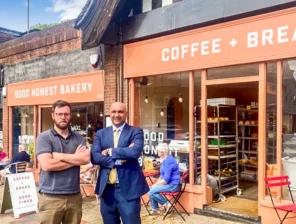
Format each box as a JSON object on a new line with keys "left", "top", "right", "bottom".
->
{"left": 5, "top": 161, "right": 28, "bottom": 174}
{"left": 80, "top": 166, "right": 99, "bottom": 204}
{"left": 160, "top": 169, "right": 190, "bottom": 221}
{"left": 0, "top": 161, "right": 28, "bottom": 184}
{"left": 142, "top": 170, "right": 160, "bottom": 215}
{"left": 265, "top": 175, "right": 296, "bottom": 224}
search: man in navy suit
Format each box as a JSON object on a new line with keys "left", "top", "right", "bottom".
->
{"left": 91, "top": 102, "right": 149, "bottom": 224}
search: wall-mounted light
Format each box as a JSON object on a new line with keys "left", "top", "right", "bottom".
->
{"left": 160, "top": 109, "right": 164, "bottom": 116}
{"left": 178, "top": 93, "right": 183, "bottom": 103}
{"left": 144, "top": 85, "right": 149, "bottom": 103}
{"left": 100, "top": 111, "right": 103, "bottom": 117}
{"left": 18, "top": 123, "right": 21, "bottom": 126}
{"left": 77, "top": 110, "right": 80, "bottom": 117}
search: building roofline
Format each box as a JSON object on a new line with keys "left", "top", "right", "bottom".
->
{"left": 0, "top": 27, "right": 22, "bottom": 37}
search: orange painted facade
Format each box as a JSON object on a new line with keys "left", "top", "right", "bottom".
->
{"left": 124, "top": 8, "right": 296, "bottom": 78}
{"left": 124, "top": 8, "right": 296, "bottom": 224}
{"left": 6, "top": 71, "right": 104, "bottom": 172}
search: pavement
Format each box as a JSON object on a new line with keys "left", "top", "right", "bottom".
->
{"left": 0, "top": 185, "right": 242, "bottom": 224}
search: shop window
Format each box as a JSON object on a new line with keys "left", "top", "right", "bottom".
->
{"left": 282, "top": 59, "right": 296, "bottom": 200}
{"left": 39, "top": 103, "right": 104, "bottom": 149}
{"left": 142, "top": 0, "right": 182, "bottom": 13}
{"left": 135, "top": 73, "right": 189, "bottom": 181}
{"left": 194, "top": 71, "right": 201, "bottom": 185}
{"left": 70, "top": 103, "right": 104, "bottom": 147}
{"left": 265, "top": 62, "right": 278, "bottom": 198}
{"left": 12, "top": 106, "right": 34, "bottom": 166}
{"left": 207, "top": 64, "right": 259, "bottom": 80}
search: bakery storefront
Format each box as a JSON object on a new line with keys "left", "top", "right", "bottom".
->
{"left": 6, "top": 71, "right": 104, "bottom": 172}
{"left": 124, "top": 8, "right": 296, "bottom": 224}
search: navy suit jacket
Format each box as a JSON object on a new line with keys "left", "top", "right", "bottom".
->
{"left": 91, "top": 124, "right": 149, "bottom": 200}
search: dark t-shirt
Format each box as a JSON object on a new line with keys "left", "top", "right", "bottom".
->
{"left": 36, "top": 128, "right": 85, "bottom": 194}
{"left": 9, "top": 151, "right": 30, "bottom": 173}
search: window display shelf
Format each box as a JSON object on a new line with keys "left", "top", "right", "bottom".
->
{"left": 238, "top": 164, "right": 257, "bottom": 168}
{"left": 221, "top": 185, "right": 239, "bottom": 194}
{"left": 238, "top": 124, "right": 258, "bottom": 127}
{"left": 196, "top": 120, "right": 236, "bottom": 123}
{"left": 208, "top": 144, "right": 236, "bottom": 148}
{"left": 195, "top": 104, "right": 239, "bottom": 197}
{"left": 213, "top": 176, "right": 237, "bottom": 181}
{"left": 238, "top": 137, "right": 258, "bottom": 140}
{"left": 208, "top": 135, "right": 237, "bottom": 138}
{"left": 238, "top": 150, "right": 258, "bottom": 154}
{"left": 208, "top": 154, "right": 236, "bottom": 160}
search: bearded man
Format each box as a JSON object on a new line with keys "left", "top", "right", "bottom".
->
{"left": 36, "top": 100, "right": 90, "bottom": 224}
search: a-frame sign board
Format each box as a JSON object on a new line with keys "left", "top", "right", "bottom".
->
{"left": 0, "top": 172, "right": 38, "bottom": 218}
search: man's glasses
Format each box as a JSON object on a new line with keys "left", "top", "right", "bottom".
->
{"left": 55, "top": 113, "right": 71, "bottom": 118}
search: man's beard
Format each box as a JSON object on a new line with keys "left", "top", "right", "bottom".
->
{"left": 54, "top": 120, "right": 70, "bottom": 130}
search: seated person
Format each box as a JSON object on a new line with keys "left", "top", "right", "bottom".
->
{"left": 148, "top": 143, "right": 181, "bottom": 215}
{"left": 0, "top": 144, "right": 30, "bottom": 183}
{"left": 80, "top": 162, "right": 95, "bottom": 184}
{"left": 0, "top": 147, "right": 9, "bottom": 170}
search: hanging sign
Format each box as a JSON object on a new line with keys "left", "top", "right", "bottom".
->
{"left": 0, "top": 172, "right": 38, "bottom": 219}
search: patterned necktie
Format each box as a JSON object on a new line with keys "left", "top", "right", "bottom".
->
{"left": 109, "top": 128, "right": 119, "bottom": 184}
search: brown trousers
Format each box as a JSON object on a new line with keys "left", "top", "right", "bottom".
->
{"left": 37, "top": 193, "right": 82, "bottom": 224}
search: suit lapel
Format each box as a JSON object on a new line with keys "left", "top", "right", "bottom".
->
{"left": 105, "top": 126, "right": 114, "bottom": 147}
{"left": 118, "top": 124, "right": 130, "bottom": 147}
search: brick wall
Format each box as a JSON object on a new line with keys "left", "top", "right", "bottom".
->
{"left": 0, "top": 21, "right": 109, "bottom": 158}
{"left": 103, "top": 44, "right": 129, "bottom": 117}
{"left": 104, "top": 45, "right": 118, "bottom": 115}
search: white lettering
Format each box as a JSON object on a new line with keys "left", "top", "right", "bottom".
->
{"left": 60, "top": 85, "right": 65, "bottom": 95}
{"left": 81, "top": 83, "right": 87, "bottom": 92}
{"left": 15, "top": 89, "right": 29, "bottom": 99}
{"left": 278, "top": 26, "right": 289, "bottom": 43}
{"left": 201, "top": 41, "right": 209, "bottom": 55}
{"left": 293, "top": 28, "right": 296, "bottom": 41}
{"left": 191, "top": 43, "right": 199, "bottom": 57}
{"left": 171, "top": 47, "right": 179, "bottom": 60}
{"left": 212, "top": 38, "right": 221, "bottom": 53}
{"left": 65, "top": 85, "right": 70, "bottom": 94}
{"left": 53, "top": 86, "right": 58, "bottom": 95}
{"left": 248, "top": 32, "right": 258, "bottom": 48}
{"left": 162, "top": 48, "right": 170, "bottom": 62}
{"left": 87, "top": 82, "right": 92, "bottom": 92}
{"left": 262, "top": 29, "right": 273, "bottom": 46}
{"left": 181, "top": 44, "right": 189, "bottom": 58}
{"left": 144, "top": 145, "right": 150, "bottom": 154}
{"left": 158, "top": 133, "right": 164, "bottom": 142}
{"left": 31, "top": 89, "right": 36, "bottom": 97}
{"left": 44, "top": 87, "right": 49, "bottom": 96}
{"left": 77, "top": 83, "right": 81, "bottom": 93}
{"left": 70, "top": 84, "right": 76, "bottom": 93}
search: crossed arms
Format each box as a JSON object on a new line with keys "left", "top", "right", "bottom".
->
{"left": 37, "top": 145, "right": 90, "bottom": 172}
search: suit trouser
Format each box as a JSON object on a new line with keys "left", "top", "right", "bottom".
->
{"left": 100, "top": 184, "right": 141, "bottom": 224}
{"left": 37, "top": 192, "right": 82, "bottom": 224}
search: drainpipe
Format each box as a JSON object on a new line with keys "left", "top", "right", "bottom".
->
{"left": 117, "top": 59, "right": 123, "bottom": 102}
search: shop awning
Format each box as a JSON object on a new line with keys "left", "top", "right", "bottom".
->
{"left": 74, "top": 0, "right": 136, "bottom": 49}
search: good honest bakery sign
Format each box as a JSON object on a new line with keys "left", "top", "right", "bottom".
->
{"left": 8, "top": 71, "right": 104, "bottom": 106}
{"left": 124, "top": 9, "right": 296, "bottom": 77}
